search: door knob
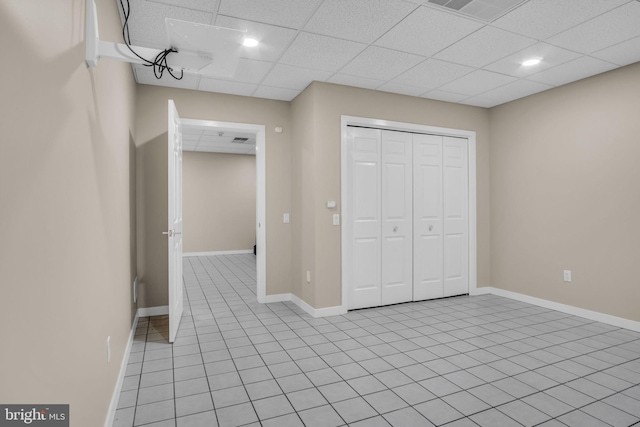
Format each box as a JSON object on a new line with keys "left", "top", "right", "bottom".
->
{"left": 162, "top": 230, "right": 173, "bottom": 237}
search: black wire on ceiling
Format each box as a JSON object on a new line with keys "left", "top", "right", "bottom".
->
{"left": 119, "top": 0, "right": 184, "bottom": 80}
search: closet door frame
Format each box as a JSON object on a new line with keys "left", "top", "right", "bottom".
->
{"left": 341, "top": 116, "right": 477, "bottom": 313}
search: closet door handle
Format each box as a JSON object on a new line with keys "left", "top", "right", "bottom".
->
{"left": 429, "top": 225, "right": 433, "bottom": 231}
{"left": 393, "top": 226, "right": 398, "bottom": 233}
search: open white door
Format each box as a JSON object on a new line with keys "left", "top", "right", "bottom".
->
{"left": 167, "top": 100, "right": 184, "bottom": 343}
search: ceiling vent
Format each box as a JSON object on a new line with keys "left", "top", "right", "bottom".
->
{"left": 427, "top": 0, "right": 526, "bottom": 22}
{"left": 231, "top": 137, "right": 250, "bottom": 143}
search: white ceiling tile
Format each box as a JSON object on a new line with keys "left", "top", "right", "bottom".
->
{"left": 548, "top": 2, "right": 640, "bottom": 54}
{"left": 438, "top": 69, "right": 517, "bottom": 96}
{"left": 491, "top": 0, "right": 628, "bottom": 40}
{"left": 126, "top": 1, "right": 213, "bottom": 48}
{"left": 392, "top": 59, "right": 474, "bottom": 90}
{"left": 434, "top": 26, "right": 536, "bottom": 68}
{"left": 375, "top": 6, "right": 483, "bottom": 57}
{"left": 459, "top": 0, "right": 526, "bottom": 22}
{"left": 146, "top": 0, "right": 219, "bottom": 14}
{"left": 328, "top": 74, "right": 385, "bottom": 90}
{"left": 459, "top": 96, "right": 495, "bottom": 108}
{"left": 377, "top": 82, "right": 427, "bottom": 97}
{"left": 422, "top": 90, "right": 470, "bottom": 103}
{"left": 217, "top": 0, "right": 323, "bottom": 28}
{"left": 483, "top": 42, "right": 581, "bottom": 77}
{"left": 279, "top": 32, "right": 366, "bottom": 72}
{"left": 304, "top": 0, "right": 418, "bottom": 43}
{"left": 221, "top": 58, "right": 272, "bottom": 84}
{"left": 476, "top": 79, "right": 552, "bottom": 104}
{"left": 214, "top": 16, "right": 298, "bottom": 62}
{"left": 262, "top": 64, "right": 332, "bottom": 90}
{"left": 253, "top": 86, "right": 301, "bottom": 101}
{"left": 340, "top": 47, "right": 425, "bottom": 81}
{"left": 198, "top": 78, "right": 257, "bottom": 96}
{"left": 527, "top": 56, "right": 618, "bottom": 86}
{"left": 592, "top": 36, "right": 640, "bottom": 66}
{"left": 134, "top": 65, "right": 200, "bottom": 89}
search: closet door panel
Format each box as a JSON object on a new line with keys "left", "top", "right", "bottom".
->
{"left": 443, "top": 136, "right": 469, "bottom": 297}
{"left": 381, "top": 130, "right": 413, "bottom": 305}
{"left": 413, "top": 134, "right": 444, "bottom": 300}
{"left": 347, "top": 127, "right": 382, "bottom": 309}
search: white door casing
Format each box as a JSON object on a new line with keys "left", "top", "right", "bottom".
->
{"left": 413, "top": 134, "right": 444, "bottom": 300}
{"left": 168, "top": 100, "right": 184, "bottom": 343}
{"left": 347, "top": 127, "right": 382, "bottom": 309}
{"left": 381, "top": 130, "right": 413, "bottom": 305}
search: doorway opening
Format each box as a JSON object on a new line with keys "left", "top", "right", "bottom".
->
{"left": 178, "top": 117, "right": 267, "bottom": 303}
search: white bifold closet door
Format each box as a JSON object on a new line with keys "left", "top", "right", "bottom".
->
{"left": 346, "top": 126, "right": 468, "bottom": 310}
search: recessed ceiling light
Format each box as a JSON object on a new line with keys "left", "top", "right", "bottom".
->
{"left": 243, "top": 38, "right": 259, "bottom": 47}
{"left": 522, "top": 58, "right": 541, "bottom": 66}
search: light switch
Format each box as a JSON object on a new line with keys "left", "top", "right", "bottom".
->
{"left": 326, "top": 201, "right": 336, "bottom": 209}
{"left": 333, "top": 214, "right": 340, "bottom": 226}
{"left": 283, "top": 213, "right": 290, "bottom": 224}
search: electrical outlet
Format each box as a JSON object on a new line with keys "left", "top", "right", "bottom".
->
{"left": 563, "top": 270, "right": 572, "bottom": 282}
{"left": 283, "top": 213, "right": 290, "bottom": 224}
{"left": 306, "top": 270, "right": 311, "bottom": 284}
{"left": 106, "top": 336, "right": 111, "bottom": 362}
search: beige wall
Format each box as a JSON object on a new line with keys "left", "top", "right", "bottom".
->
{"left": 136, "top": 86, "right": 292, "bottom": 305}
{"left": 292, "top": 82, "right": 492, "bottom": 308}
{"left": 490, "top": 62, "right": 640, "bottom": 322}
{"left": 183, "top": 152, "right": 256, "bottom": 253}
{"left": 0, "top": 0, "right": 137, "bottom": 425}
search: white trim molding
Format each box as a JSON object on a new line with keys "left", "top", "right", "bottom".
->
{"left": 183, "top": 249, "right": 253, "bottom": 257}
{"left": 137, "top": 306, "right": 169, "bottom": 317}
{"left": 473, "top": 287, "right": 640, "bottom": 333}
{"left": 264, "top": 293, "right": 346, "bottom": 318}
{"left": 104, "top": 313, "right": 140, "bottom": 427}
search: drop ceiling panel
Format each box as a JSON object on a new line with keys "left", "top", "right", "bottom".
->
{"left": 592, "top": 36, "right": 640, "bottom": 66}
{"left": 253, "top": 86, "right": 300, "bottom": 101}
{"left": 483, "top": 42, "right": 581, "bottom": 77}
{"left": 340, "top": 47, "right": 425, "bottom": 81}
{"left": 279, "top": 32, "right": 366, "bottom": 72}
{"left": 547, "top": 2, "right": 640, "bottom": 54}
{"left": 262, "top": 64, "right": 333, "bottom": 90}
{"left": 214, "top": 16, "right": 298, "bottom": 62}
{"left": 392, "top": 59, "right": 474, "bottom": 90}
{"left": 491, "top": 0, "right": 629, "bottom": 40}
{"left": 125, "top": 1, "right": 213, "bottom": 48}
{"left": 218, "top": 0, "right": 323, "bottom": 28}
{"left": 377, "top": 82, "right": 427, "bottom": 97}
{"left": 473, "top": 79, "right": 552, "bottom": 105}
{"left": 304, "top": 0, "right": 418, "bottom": 43}
{"left": 434, "top": 26, "right": 536, "bottom": 68}
{"left": 198, "top": 78, "right": 257, "bottom": 96}
{"left": 422, "top": 90, "right": 469, "bottom": 103}
{"left": 122, "top": 0, "right": 640, "bottom": 108}
{"left": 375, "top": 7, "right": 483, "bottom": 57}
{"left": 527, "top": 56, "right": 618, "bottom": 87}
{"left": 328, "top": 74, "right": 385, "bottom": 90}
{"left": 147, "top": 0, "right": 219, "bottom": 14}
{"left": 438, "top": 69, "right": 517, "bottom": 96}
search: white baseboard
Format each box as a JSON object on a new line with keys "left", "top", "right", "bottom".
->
{"left": 137, "top": 306, "right": 169, "bottom": 317}
{"left": 104, "top": 312, "right": 139, "bottom": 427}
{"left": 474, "top": 287, "right": 640, "bottom": 333}
{"left": 183, "top": 250, "right": 253, "bottom": 257}
{"left": 263, "top": 293, "right": 346, "bottom": 318}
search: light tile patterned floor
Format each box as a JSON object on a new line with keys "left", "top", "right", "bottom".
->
{"left": 114, "top": 254, "right": 640, "bottom": 427}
